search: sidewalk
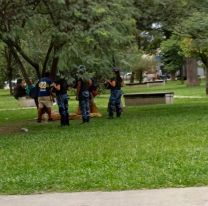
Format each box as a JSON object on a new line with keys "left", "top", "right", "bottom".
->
{"left": 1, "top": 187, "right": 208, "bottom": 206}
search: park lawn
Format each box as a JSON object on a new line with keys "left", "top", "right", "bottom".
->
{"left": 123, "top": 80, "right": 207, "bottom": 97}
{"left": 1, "top": 81, "right": 208, "bottom": 194}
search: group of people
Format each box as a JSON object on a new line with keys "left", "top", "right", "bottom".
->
{"left": 13, "top": 66, "right": 124, "bottom": 126}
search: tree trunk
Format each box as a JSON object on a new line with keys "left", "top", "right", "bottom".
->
{"left": 186, "top": 58, "right": 199, "bottom": 86}
{"left": 205, "top": 67, "right": 208, "bottom": 95}
{"left": 170, "top": 71, "right": 176, "bottom": 81}
{"left": 50, "top": 56, "right": 59, "bottom": 81}
{"left": 137, "top": 70, "right": 143, "bottom": 83}
{"left": 7, "top": 67, "right": 13, "bottom": 95}
{"left": 199, "top": 54, "right": 208, "bottom": 95}
{"left": 3, "top": 38, "right": 41, "bottom": 79}
{"left": 180, "top": 63, "right": 187, "bottom": 84}
{"left": 4, "top": 46, "right": 14, "bottom": 95}
{"left": 112, "top": 54, "right": 116, "bottom": 67}
{"left": 8, "top": 79, "right": 13, "bottom": 95}
{"left": 49, "top": 44, "right": 63, "bottom": 81}
{"left": 11, "top": 47, "right": 31, "bottom": 85}
{"left": 130, "top": 71, "right": 135, "bottom": 83}
{"left": 42, "top": 40, "right": 54, "bottom": 77}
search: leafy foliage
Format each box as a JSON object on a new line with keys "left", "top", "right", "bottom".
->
{"left": 0, "top": 0, "right": 137, "bottom": 82}
{"left": 160, "top": 37, "right": 184, "bottom": 73}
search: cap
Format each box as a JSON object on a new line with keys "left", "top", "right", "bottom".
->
{"left": 77, "top": 65, "right": 86, "bottom": 74}
{"left": 112, "top": 67, "right": 120, "bottom": 72}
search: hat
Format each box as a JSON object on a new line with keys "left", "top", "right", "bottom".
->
{"left": 112, "top": 67, "right": 120, "bottom": 72}
{"left": 77, "top": 65, "right": 86, "bottom": 74}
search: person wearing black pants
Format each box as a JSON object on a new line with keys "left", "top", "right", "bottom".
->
{"left": 53, "top": 78, "right": 69, "bottom": 126}
{"left": 107, "top": 67, "right": 124, "bottom": 118}
{"left": 76, "top": 65, "right": 92, "bottom": 123}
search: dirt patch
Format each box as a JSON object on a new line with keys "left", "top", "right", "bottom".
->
{"left": 0, "top": 121, "right": 30, "bottom": 135}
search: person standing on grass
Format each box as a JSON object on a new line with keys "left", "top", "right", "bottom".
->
{"left": 52, "top": 75, "right": 69, "bottom": 126}
{"left": 37, "top": 71, "right": 53, "bottom": 123}
{"left": 76, "top": 65, "right": 92, "bottom": 123}
{"left": 107, "top": 67, "right": 124, "bottom": 119}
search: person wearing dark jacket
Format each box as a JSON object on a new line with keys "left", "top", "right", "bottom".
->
{"left": 107, "top": 67, "right": 124, "bottom": 118}
{"left": 76, "top": 65, "right": 92, "bottom": 123}
{"left": 52, "top": 77, "right": 69, "bottom": 126}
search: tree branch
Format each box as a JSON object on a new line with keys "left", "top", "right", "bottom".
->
{"left": 10, "top": 47, "right": 31, "bottom": 85}
{"left": 42, "top": 39, "right": 54, "bottom": 76}
{"left": 42, "top": 0, "right": 59, "bottom": 26}
{"left": 3, "top": 37, "right": 41, "bottom": 78}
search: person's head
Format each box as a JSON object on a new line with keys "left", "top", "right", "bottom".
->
{"left": 112, "top": 67, "right": 120, "bottom": 77}
{"left": 77, "top": 65, "right": 86, "bottom": 75}
{"left": 29, "top": 79, "right": 33, "bottom": 84}
{"left": 17, "top": 79, "right": 23, "bottom": 85}
{"left": 21, "top": 80, "right": 26, "bottom": 87}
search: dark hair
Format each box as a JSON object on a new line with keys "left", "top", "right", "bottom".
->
{"left": 77, "top": 65, "right": 86, "bottom": 74}
{"left": 112, "top": 67, "right": 120, "bottom": 72}
{"left": 17, "top": 79, "right": 23, "bottom": 84}
{"left": 43, "top": 71, "right": 50, "bottom": 77}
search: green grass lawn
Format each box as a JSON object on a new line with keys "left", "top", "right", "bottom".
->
{"left": 1, "top": 81, "right": 208, "bottom": 194}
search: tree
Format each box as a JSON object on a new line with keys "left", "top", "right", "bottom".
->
{"left": 133, "top": 0, "right": 208, "bottom": 87}
{"left": 176, "top": 11, "right": 208, "bottom": 91}
{"left": 0, "top": 0, "right": 42, "bottom": 84}
{"left": 134, "top": 0, "right": 190, "bottom": 49}
{"left": 0, "top": 0, "right": 136, "bottom": 82}
{"left": 160, "top": 37, "right": 184, "bottom": 80}
{"left": 55, "top": 0, "right": 136, "bottom": 80}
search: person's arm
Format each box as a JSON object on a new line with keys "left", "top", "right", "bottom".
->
{"left": 108, "top": 80, "right": 116, "bottom": 87}
{"left": 76, "top": 80, "right": 81, "bottom": 100}
{"left": 121, "top": 79, "right": 124, "bottom": 87}
{"left": 89, "top": 79, "right": 93, "bottom": 87}
{"left": 53, "top": 83, "right": 61, "bottom": 91}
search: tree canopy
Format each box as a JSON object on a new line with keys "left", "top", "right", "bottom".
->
{"left": 1, "top": 0, "right": 208, "bottom": 92}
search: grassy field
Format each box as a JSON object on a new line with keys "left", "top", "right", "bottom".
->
{"left": 1, "top": 81, "right": 208, "bottom": 194}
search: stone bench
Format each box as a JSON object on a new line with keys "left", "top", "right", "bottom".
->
{"left": 123, "top": 92, "right": 174, "bottom": 106}
{"left": 18, "top": 97, "right": 36, "bottom": 107}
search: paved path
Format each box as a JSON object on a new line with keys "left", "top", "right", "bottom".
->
{"left": 1, "top": 187, "right": 208, "bottom": 206}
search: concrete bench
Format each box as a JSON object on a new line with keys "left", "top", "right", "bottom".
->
{"left": 18, "top": 97, "right": 36, "bottom": 107}
{"left": 123, "top": 92, "right": 174, "bottom": 106}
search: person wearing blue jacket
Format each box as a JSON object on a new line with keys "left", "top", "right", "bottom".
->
{"left": 37, "top": 72, "right": 53, "bottom": 122}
